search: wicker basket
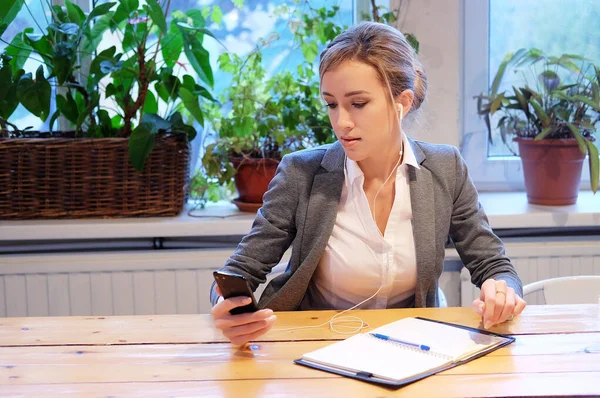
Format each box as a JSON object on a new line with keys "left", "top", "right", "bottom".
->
{"left": 0, "top": 135, "right": 190, "bottom": 219}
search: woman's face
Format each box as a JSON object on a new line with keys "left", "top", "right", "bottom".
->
{"left": 321, "top": 60, "right": 400, "bottom": 162}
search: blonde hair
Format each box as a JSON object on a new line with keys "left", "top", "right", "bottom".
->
{"left": 319, "top": 21, "right": 427, "bottom": 113}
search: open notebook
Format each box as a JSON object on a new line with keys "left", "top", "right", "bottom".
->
{"left": 294, "top": 317, "right": 515, "bottom": 388}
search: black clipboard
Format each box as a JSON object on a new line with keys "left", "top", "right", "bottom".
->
{"left": 294, "top": 317, "right": 516, "bottom": 389}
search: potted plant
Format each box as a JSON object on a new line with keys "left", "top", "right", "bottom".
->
{"left": 200, "top": 7, "right": 341, "bottom": 211}
{"left": 0, "top": 0, "right": 220, "bottom": 219}
{"left": 477, "top": 48, "right": 600, "bottom": 205}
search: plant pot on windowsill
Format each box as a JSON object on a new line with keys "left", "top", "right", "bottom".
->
{"left": 229, "top": 157, "right": 279, "bottom": 212}
{"left": 515, "top": 137, "right": 587, "bottom": 205}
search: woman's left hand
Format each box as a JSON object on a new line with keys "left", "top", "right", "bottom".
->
{"left": 471, "top": 279, "right": 527, "bottom": 329}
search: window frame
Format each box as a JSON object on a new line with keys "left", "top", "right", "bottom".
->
{"left": 461, "top": 0, "right": 592, "bottom": 191}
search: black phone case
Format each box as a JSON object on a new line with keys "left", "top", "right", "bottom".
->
{"left": 213, "top": 271, "right": 259, "bottom": 314}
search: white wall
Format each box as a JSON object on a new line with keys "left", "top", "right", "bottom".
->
{"left": 390, "top": 0, "right": 463, "bottom": 148}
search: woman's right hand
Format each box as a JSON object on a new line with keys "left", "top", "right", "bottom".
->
{"left": 211, "top": 286, "right": 277, "bottom": 345}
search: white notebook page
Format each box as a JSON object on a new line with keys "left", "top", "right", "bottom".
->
{"left": 302, "top": 333, "right": 450, "bottom": 382}
{"left": 371, "top": 318, "right": 506, "bottom": 360}
{"left": 301, "top": 317, "right": 508, "bottom": 382}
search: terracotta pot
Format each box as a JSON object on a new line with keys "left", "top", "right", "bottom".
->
{"left": 229, "top": 157, "right": 279, "bottom": 208}
{"left": 515, "top": 138, "right": 586, "bottom": 205}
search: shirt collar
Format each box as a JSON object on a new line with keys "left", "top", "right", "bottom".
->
{"left": 344, "top": 133, "right": 420, "bottom": 186}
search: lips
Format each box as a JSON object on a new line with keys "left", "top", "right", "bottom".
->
{"left": 339, "top": 136, "right": 361, "bottom": 148}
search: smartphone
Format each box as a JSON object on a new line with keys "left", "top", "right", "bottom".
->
{"left": 213, "top": 270, "right": 259, "bottom": 315}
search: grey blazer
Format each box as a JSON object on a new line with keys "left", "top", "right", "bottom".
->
{"left": 210, "top": 139, "right": 522, "bottom": 311}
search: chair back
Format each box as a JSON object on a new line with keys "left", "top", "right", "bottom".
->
{"left": 523, "top": 276, "right": 600, "bottom": 305}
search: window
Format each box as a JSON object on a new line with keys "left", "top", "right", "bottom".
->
{"left": 462, "top": 0, "right": 597, "bottom": 190}
{"left": 0, "top": 0, "right": 53, "bottom": 131}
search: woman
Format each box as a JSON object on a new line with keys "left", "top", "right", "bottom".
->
{"left": 210, "top": 22, "right": 526, "bottom": 345}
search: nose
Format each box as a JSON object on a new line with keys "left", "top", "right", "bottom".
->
{"left": 333, "top": 107, "right": 354, "bottom": 132}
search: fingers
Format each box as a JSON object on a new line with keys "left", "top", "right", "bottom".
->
{"left": 513, "top": 295, "right": 527, "bottom": 316}
{"left": 481, "top": 280, "right": 497, "bottom": 329}
{"left": 220, "top": 310, "right": 277, "bottom": 346}
{"left": 471, "top": 298, "right": 485, "bottom": 316}
{"left": 474, "top": 279, "right": 528, "bottom": 329}
{"left": 212, "top": 303, "right": 277, "bottom": 346}
{"left": 229, "top": 320, "right": 276, "bottom": 346}
{"left": 211, "top": 296, "right": 252, "bottom": 318}
{"left": 214, "top": 308, "right": 273, "bottom": 330}
{"left": 215, "top": 286, "right": 222, "bottom": 297}
{"left": 497, "top": 287, "right": 516, "bottom": 324}
{"left": 225, "top": 314, "right": 277, "bottom": 342}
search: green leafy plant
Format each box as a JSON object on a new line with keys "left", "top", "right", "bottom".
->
{"left": 0, "top": 0, "right": 221, "bottom": 170}
{"left": 200, "top": 4, "right": 344, "bottom": 187}
{"left": 476, "top": 48, "right": 600, "bottom": 193}
{"left": 362, "top": 0, "right": 419, "bottom": 53}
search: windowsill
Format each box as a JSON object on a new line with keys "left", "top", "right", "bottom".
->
{"left": 1, "top": 191, "right": 598, "bottom": 241}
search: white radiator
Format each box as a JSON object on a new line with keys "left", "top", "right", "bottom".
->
{"left": 0, "top": 249, "right": 235, "bottom": 317}
{"left": 460, "top": 238, "right": 600, "bottom": 306}
{"left": 2, "top": 238, "right": 599, "bottom": 316}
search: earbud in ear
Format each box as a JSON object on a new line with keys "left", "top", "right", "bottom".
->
{"left": 397, "top": 104, "right": 404, "bottom": 120}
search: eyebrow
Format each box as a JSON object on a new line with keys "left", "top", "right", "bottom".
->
{"left": 322, "top": 90, "right": 371, "bottom": 97}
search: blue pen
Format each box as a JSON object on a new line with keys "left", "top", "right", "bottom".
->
{"left": 370, "top": 333, "right": 431, "bottom": 351}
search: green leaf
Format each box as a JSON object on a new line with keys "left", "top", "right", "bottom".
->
{"left": 184, "top": 45, "right": 214, "bottom": 88}
{"left": 512, "top": 86, "right": 529, "bottom": 115}
{"left": 0, "top": 59, "right": 19, "bottom": 119}
{"left": 141, "top": 113, "right": 170, "bottom": 130}
{"left": 88, "top": 2, "right": 116, "bottom": 20}
{"left": 586, "top": 140, "right": 599, "bottom": 194}
{"left": 144, "top": 0, "right": 167, "bottom": 34}
{"left": 530, "top": 101, "right": 551, "bottom": 127}
{"left": 490, "top": 92, "right": 505, "bottom": 115}
{"left": 177, "top": 22, "right": 226, "bottom": 49}
{"left": 143, "top": 90, "right": 158, "bottom": 114}
{"left": 232, "top": 0, "right": 244, "bottom": 8}
{"left": 592, "top": 83, "right": 600, "bottom": 106}
{"left": 0, "top": 55, "right": 13, "bottom": 93}
{"left": 161, "top": 22, "right": 184, "bottom": 67}
{"left": 169, "top": 111, "right": 196, "bottom": 141}
{"left": 120, "top": 0, "right": 139, "bottom": 16}
{"left": 53, "top": 42, "right": 75, "bottom": 85}
{"left": 76, "top": 91, "right": 99, "bottom": 132}
{"left": 567, "top": 123, "right": 588, "bottom": 154}
{"left": 17, "top": 66, "right": 51, "bottom": 121}
{"left": 211, "top": 5, "right": 223, "bottom": 25}
{"left": 301, "top": 41, "right": 319, "bottom": 63}
{"left": 82, "top": 13, "right": 113, "bottom": 53}
{"left": 99, "top": 59, "right": 124, "bottom": 73}
{"left": 5, "top": 29, "right": 33, "bottom": 73}
{"left": 491, "top": 50, "right": 518, "bottom": 96}
{"left": 65, "top": 0, "right": 86, "bottom": 26}
{"left": 56, "top": 93, "right": 79, "bottom": 124}
{"left": 534, "top": 126, "right": 552, "bottom": 140}
{"left": 185, "top": 9, "right": 206, "bottom": 28}
{"left": 88, "top": 46, "right": 118, "bottom": 88}
{"left": 48, "top": 109, "right": 61, "bottom": 132}
{"left": 155, "top": 81, "right": 170, "bottom": 103}
{"left": 179, "top": 86, "right": 204, "bottom": 126}
{"left": 572, "top": 95, "right": 600, "bottom": 112}
{"left": 24, "top": 33, "right": 54, "bottom": 69}
{"left": 129, "top": 122, "right": 156, "bottom": 171}
{"left": 0, "top": 0, "right": 22, "bottom": 36}
{"left": 97, "top": 109, "right": 111, "bottom": 125}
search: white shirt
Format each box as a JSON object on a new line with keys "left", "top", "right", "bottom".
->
{"left": 303, "top": 134, "right": 420, "bottom": 310}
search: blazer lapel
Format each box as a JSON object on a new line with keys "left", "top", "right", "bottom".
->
{"left": 293, "top": 142, "right": 345, "bottom": 303}
{"left": 407, "top": 139, "right": 436, "bottom": 307}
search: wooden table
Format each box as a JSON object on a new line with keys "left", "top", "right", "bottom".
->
{"left": 1, "top": 305, "right": 599, "bottom": 397}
